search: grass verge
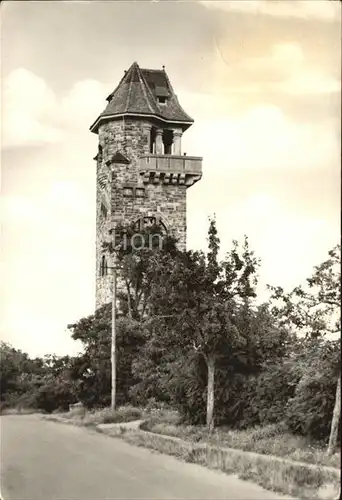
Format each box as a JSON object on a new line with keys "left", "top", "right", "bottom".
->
{"left": 45, "top": 405, "right": 143, "bottom": 427}
{"left": 0, "top": 408, "right": 46, "bottom": 416}
{"left": 117, "top": 429, "right": 340, "bottom": 500}
{"left": 141, "top": 418, "right": 340, "bottom": 470}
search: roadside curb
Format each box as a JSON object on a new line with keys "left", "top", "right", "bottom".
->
{"left": 95, "top": 422, "right": 340, "bottom": 500}
{"left": 44, "top": 415, "right": 340, "bottom": 500}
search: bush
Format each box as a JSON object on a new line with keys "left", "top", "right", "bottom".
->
{"left": 0, "top": 400, "right": 11, "bottom": 413}
{"left": 239, "top": 360, "right": 299, "bottom": 428}
{"left": 70, "top": 315, "right": 145, "bottom": 410}
{"left": 70, "top": 405, "right": 141, "bottom": 425}
{"left": 285, "top": 375, "right": 340, "bottom": 442}
{"left": 165, "top": 354, "right": 207, "bottom": 425}
{"left": 102, "top": 405, "right": 142, "bottom": 424}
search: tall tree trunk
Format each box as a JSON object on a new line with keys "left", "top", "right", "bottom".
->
{"left": 327, "top": 372, "right": 341, "bottom": 456}
{"left": 206, "top": 354, "right": 215, "bottom": 433}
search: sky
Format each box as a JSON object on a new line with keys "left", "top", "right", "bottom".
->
{"left": 1, "top": 0, "right": 341, "bottom": 357}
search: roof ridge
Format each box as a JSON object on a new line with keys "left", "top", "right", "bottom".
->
{"left": 106, "top": 68, "right": 129, "bottom": 102}
{"left": 141, "top": 67, "right": 165, "bottom": 73}
{"left": 163, "top": 70, "right": 193, "bottom": 122}
{"left": 124, "top": 64, "right": 135, "bottom": 112}
{"left": 136, "top": 66, "right": 156, "bottom": 114}
{"left": 163, "top": 69, "right": 175, "bottom": 95}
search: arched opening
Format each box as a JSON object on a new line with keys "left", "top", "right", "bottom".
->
{"left": 130, "top": 216, "right": 168, "bottom": 251}
{"left": 162, "top": 129, "right": 173, "bottom": 155}
{"left": 100, "top": 255, "right": 108, "bottom": 277}
{"left": 150, "top": 127, "right": 157, "bottom": 154}
{"left": 100, "top": 202, "right": 108, "bottom": 219}
{"left": 133, "top": 216, "right": 168, "bottom": 234}
{"left": 98, "top": 144, "right": 103, "bottom": 163}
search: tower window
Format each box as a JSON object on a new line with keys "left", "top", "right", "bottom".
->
{"left": 162, "top": 129, "right": 173, "bottom": 155}
{"left": 135, "top": 188, "right": 145, "bottom": 198}
{"left": 155, "top": 86, "right": 169, "bottom": 105}
{"left": 100, "top": 202, "right": 108, "bottom": 218}
{"left": 98, "top": 144, "right": 103, "bottom": 163}
{"left": 100, "top": 255, "right": 108, "bottom": 277}
{"left": 123, "top": 187, "right": 134, "bottom": 197}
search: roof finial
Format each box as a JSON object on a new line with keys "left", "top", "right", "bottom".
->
{"left": 162, "top": 65, "right": 165, "bottom": 71}
{"left": 124, "top": 70, "right": 127, "bottom": 75}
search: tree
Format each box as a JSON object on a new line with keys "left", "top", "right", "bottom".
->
{"left": 269, "top": 244, "right": 341, "bottom": 453}
{"left": 104, "top": 222, "right": 178, "bottom": 319}
{"left": 144, "top": 217, "right": 260, "bottom": 431}
{"left": 0, "top": 342, "right": 32, "bottom": 406}
{"left": 0, "top": 342, "right": 77, "bottom": 413}
{"left": 68, "top": 306, "right": 145, "bottom": 408}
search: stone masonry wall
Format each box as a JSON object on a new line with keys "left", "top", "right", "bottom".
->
{"left": 96, "top": 118, "right": 187, "bottom": 309}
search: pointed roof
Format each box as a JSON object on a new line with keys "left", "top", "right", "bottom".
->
{"left": 90, "top": 62, "right": 194, "bottom": 133}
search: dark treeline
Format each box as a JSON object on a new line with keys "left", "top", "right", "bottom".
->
{"left": 1, "top": 219, "right": 340, "bottom": 453}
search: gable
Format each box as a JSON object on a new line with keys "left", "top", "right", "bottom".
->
{"left": 106, "top": 151, "right": 130, "bottom": 165}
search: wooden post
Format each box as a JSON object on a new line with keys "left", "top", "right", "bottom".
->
{"left": 111, "top": 253, "right": 117, "bottom": 411}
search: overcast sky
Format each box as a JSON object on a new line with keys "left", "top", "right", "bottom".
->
{"left": 1, "top": 0, "right": 341, "bottom": 357}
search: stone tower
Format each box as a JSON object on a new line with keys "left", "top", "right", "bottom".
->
{"left": 90, "top": 62, "right": 202, "bottom": 308}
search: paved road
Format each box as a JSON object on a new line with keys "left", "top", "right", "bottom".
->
{"left": 1, "top": 415, "right": 292, "bottom": 500}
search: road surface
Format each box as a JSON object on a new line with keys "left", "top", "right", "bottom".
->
{"left": 1, "top": 414, "right": 292, "bottom": 500}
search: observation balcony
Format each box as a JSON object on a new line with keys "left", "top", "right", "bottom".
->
{"left": 139, "top": 154, "right": 202, "bottom": 187}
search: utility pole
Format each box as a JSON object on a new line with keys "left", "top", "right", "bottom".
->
{"left": 111, "top": 251, "right": 117, "bottom": 411}
{"left": 108, "top": 227, "right": 121, "bottom": 412}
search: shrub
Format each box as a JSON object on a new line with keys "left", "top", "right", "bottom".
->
{"left": 285, "top": 375, "right": 340, "bottom": 442}
{"left": 238, "top": 360, "right": 299, "bottom": 428}
{"left": 102, "top": 405, "right": 142, "bottom": 424}
{"left": 78, "top": 405, "right": 143, "bottom": 426}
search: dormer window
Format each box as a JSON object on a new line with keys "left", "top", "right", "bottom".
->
{"left": 155, "top": 86, "right": 169, "bottom": 106}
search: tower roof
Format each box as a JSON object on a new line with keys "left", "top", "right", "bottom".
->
{"left": 90, "top": 62, "right": 194, "bottom": 133}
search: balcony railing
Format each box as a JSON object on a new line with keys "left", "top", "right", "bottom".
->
{"left": 139, "top": 154, "right": 202, "bottom": 175}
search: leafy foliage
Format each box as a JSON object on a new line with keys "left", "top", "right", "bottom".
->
{"left": 284, "top": 338, "right": 341, "bottom": 441}
{"left": 269, "top": 245, "right": 341, "bottom": 448}
{"left": 269, "top": 244, "right": 340, "bottom": 338}
{"left": 0, "top": 343, "right": 77, "bottom": 413}
{"left": 68, "top": 306, "right": 145, "bottom": 408}
{"left": 2, "top": 222, "right": 340, "bottom": 452}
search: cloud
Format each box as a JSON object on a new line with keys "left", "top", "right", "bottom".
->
{"left": 182, "top": 100, "right": 339, "bottom": 173}
{"left": 1, "top": 69, "right": 108, "bottom": 149}
{"left": 212, "top": 38, "right": 340, "bottom": 96}
{"left": 60, "top": 79, "right": 110, "bottom": 127}
{"left": 281, "top": 69, "right": 341, "bottom": 95}
{"left": 2, "top": 68, "right": 64, "bottom": 148}
{"left": 197, "top": 26, "right": 341, "bottom": 128}
{"left": 201, "top": 1, "right": 341, "bottom": 22}
{"left": 1, "top": 187, "right": 95, "bottom": 356}
{"left": 2, "top": 181, "right": 93, "bottom": 227}
{"left": 213, "top": 42, "right": 305, "bottom": 87}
